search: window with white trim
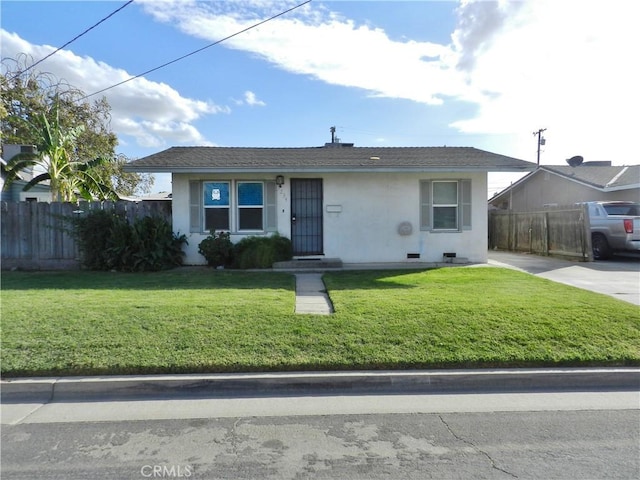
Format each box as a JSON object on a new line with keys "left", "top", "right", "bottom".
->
{"left": 433, "top": 181, "right": 458, "bottom": 230}
{"left": 190, "top": 180, "right": 278, "bottom": 234}
{"left": 237, "top": 182, "right": 264, "bottom": 231}
{"left": 420, "top": 179, "right": 472, "bottom": 231}
{"left": 203, "top": 181, "right": 230, "bottom": 231}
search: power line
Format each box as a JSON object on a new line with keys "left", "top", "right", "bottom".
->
{"left": 16, "top": 0, "right": 135, "bottom": 78}
{"left": 80, "top": 0, "right": 312, "bottom": 101}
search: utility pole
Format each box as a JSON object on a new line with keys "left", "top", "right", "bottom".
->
{"left": 533, "top": 128, "right": 546, "bottom": 165}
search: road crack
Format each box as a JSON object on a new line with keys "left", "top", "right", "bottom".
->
{"left": 229, "top": 418, "right": 243, "bottom": 458}
{"left": 438, "top": 415, "right": 518, "bottom": 478}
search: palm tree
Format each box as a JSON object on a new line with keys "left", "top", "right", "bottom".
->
{"left": 3, "top": 102, "right": 118, "bottom": 202}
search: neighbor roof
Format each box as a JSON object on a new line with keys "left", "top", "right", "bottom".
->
{"left": 491, "top": 164, "right": 640, "bottom": 203}
{"left": 541, "top": 165, "right": 640, "bottom": 190}
{"left": 125, "top": 146, "right": 534, "bottom": 173}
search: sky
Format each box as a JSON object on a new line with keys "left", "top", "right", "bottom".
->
{"left": 2, "top": 0, "right": 639, "bottom": 196}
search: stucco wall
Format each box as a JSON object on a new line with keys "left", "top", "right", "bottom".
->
{"left": 173, "top": 172, "right": 488, "bottom": 265}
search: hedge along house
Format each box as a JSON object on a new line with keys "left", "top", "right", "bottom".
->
{"left": 125, "top": 143, "right": 534, "bottom": 265}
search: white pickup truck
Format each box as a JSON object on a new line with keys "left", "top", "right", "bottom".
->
{"left": 584, "top": 201, "right": 640, "bottom": 259}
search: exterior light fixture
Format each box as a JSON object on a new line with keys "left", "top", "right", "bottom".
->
{"left": 275, "top": 175, "right": 285, "bottom": 187}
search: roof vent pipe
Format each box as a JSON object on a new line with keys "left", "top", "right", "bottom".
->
{"left": 324, "top": 126, "right": 354, "bottom": 147}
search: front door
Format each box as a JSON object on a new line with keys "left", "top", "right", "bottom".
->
{"left": 290, "top": 179, "right": 323, "bottom": 255}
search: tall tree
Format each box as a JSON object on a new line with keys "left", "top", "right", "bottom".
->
{"left": 96, "top": 154, "right": 155, "bottom": 197}
{"left": 1, "top": 54, "right": 153, "bottom": 197}
{"left": 3, "top": 102, "right": 118, "bottom": 201}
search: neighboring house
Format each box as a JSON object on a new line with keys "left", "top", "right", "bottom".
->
{"left": 126, "top": 143, "right": 533, "bottom": 265}
{"left": 489, "top": 162, "right": 640, "bottom": 211}
{"left": 1, "top": 144, "right": 53, "bottom": 203}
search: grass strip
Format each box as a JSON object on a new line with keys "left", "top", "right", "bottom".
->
{"left": 1, "top": 267, "right": 638, "bottom": 377}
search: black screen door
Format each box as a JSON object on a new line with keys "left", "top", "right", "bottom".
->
{"left": 291, "top": 179, "right": 323, "bottom": 255}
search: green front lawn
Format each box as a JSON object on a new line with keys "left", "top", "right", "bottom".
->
{"left": 1, "top": 267, "right": 638, "bottom": 377}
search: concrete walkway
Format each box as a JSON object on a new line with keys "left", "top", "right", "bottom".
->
{"left": 488, "top": 250, "right": 640, "bottom": 305}
{"left": 294, "top": 273, "right": 333, "bottom": 315}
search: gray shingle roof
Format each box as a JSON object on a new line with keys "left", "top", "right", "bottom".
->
{"left": 543, "top": 165, "right": 640, "bottom": 189}
{"left": 125, "top": 146, "right": 534, "bottom": 173}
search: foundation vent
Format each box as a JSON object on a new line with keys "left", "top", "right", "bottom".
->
{"left": 443, "top": 252, "right": 456, "bottom": 263}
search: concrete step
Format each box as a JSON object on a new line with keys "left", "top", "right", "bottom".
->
{"left": 273, "top": 258, "right": 343, "bottom": 270}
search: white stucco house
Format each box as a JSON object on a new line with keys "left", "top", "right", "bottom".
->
{"left": 126, "top": 143, "right": 534, "bottom": 265}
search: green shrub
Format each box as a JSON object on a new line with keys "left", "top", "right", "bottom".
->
{"left": 73, "top": 209, "right": 122, "bottom": 270}
{"left": 233, "top": 236, "right": 264, "bottom": 269}
{"left": 103, "top": 214, "right": 133, "bottom": 270}
{"left": 127, "top": 216, "right": 188, "bottom": 272}
{"left": 271, "top": 233, "right": 294, "bottom": 262}
{"left": 198, "top": 231, "right": 234, "bottom": 267}
{"left": 74, "top": 210, "right": 187, "bottom": 272}
{"left": 232, "top": 234, "right": 293, "bottom": 269}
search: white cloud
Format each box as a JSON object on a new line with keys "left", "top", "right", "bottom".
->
{"left": 450, "top": 0, "right": 640, "bottom": 165}
{"left": 138, "top": 0, "right": 640, "bottom": 168}
{"left": 138, "top": 0, "right": 472, "bottom": 106}
{"left": 0, "top": 30, "right": 228, "bottom": 150}
{"left": 236, "top": 90, "right": 266, "bottom": 107}
{"left": 4, "top": 0, "right": 638, "bottom": 183}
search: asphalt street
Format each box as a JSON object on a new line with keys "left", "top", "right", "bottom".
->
{"left": 2, "top": 392, "right": 639, "bottom": 480}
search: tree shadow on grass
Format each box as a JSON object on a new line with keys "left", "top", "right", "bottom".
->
{"left": 1, "top": 268, "right": 447, "bottom": 292}
{"left": 0, "top": 268, "right": 296, "bottom": 291}
{"left": 322, "top": 268, "right": 442, "bottom": 291}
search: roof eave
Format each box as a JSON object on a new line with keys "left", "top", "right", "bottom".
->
{"left": 603, "top": 183, "right": 640, "bottom": 192}
{"left": 124, "top": 165, "right": 534, "bottom": 174}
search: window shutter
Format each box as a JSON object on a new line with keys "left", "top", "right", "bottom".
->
{"left": 420, "top": 180, "right": 431, "bottom": 230}
{"left": 189, "top": 181, "right": 202, "bottom": 233}
{"left": 460, "top": 179, "right": 472, "bottom": 230}
{"left": 265, "top": 181, "right": 277, "bottom": 232}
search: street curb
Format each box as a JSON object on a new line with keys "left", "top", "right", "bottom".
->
{"left": 2, "top": 368, "right": 639, "bottom": 402}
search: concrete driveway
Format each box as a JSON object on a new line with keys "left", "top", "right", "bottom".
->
{"left": 488, "top": 251, "right": 640, "bottom": 306}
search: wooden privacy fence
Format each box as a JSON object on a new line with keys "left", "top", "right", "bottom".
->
{"left": 489, "top": 205, "right": 592, "bottom": 261}
{"left": 1, "top": 201, "right": 171, "bottom": 270}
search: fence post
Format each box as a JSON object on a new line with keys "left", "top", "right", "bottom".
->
{"left": 544, "top": 211, "right": 549, "bottom": 255}
{"left": 581, "top": 203, "right": 593, "bottom": 261}
{"left": 508, "top": 211, "right": 513, "bottom": 251}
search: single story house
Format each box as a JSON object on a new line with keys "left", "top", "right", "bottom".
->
{"left": 489, "top": 162, "right": 640, "bottom": 211}
{"left": 126, "top": 143, "right": 534, "bottom": 265}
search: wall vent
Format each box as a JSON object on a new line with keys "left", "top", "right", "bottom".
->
{"left": 407, "top": 253, "right": 420, "bottom": 259}
{"left": 443, "top": 252, "right": 456, "bottom": 263}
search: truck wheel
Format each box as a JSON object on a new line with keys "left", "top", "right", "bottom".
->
{"left": 592, "top": 233, "right": 612, "bottom": 260}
